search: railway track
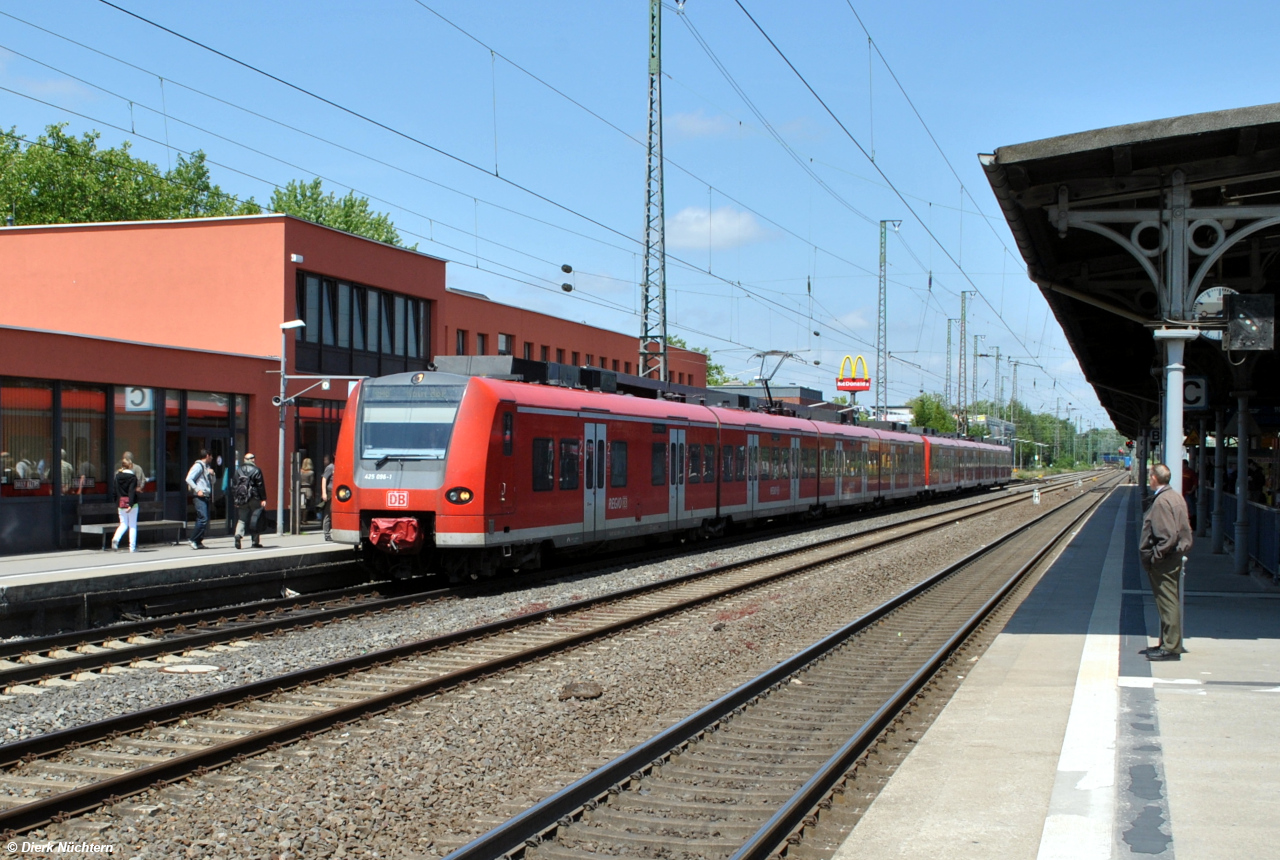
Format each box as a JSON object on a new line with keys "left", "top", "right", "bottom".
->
{"left": 0, "top": 474, "right": 1095, "bottom": 693}
{"left": 445, "top": 473, "right": 1122, "bottom": 860}
{"left": 0, "top": 474, "right": 1101, "bottom": 833}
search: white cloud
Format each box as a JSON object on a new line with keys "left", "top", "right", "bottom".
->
{"left": 667, "top": 206, "right": 770, "bottom": 250}
{"left": 835, "top": 308, "right": 872, "bottom": 330}
{"left": 669, "top": 109, "right": 735, "bottom": 138}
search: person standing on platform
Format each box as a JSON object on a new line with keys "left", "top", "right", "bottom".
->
{"left": 110, "top": 455, "right": 139, "bottom": 552}
{"left": 1140, "top": 463, "right": 1193, "bottom": 661}
{"left": 232, "top": 453, "right": 267, "bottom": 549}
{"left": 320, "top": 454, "right": 334, "bottom": 541}
{"left": 299, "top": 457, "right": 316, "bottom": 522}
{"left": 185, "top": 449, "right": 214, "bottom": 550}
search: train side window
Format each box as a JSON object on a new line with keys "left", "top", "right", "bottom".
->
{"left": 736, "top": 446, "right": 747, "bottom": 481}
{"left": 610, "top": 441, "right": 628, "bottom": 488}
{"left": 748, "top": 446, "right": 758, "bottom": 480}
{"left": 502, "top": 413, "right": 513, "bottom": 456}
{"left": 596, "top": 439, "right": 605, "bottom": 488}
{"left": 670, "top": 443, "right": 678, "bottom": 486}
{"left": 688, "top": 444, "right": 701, "bottom": 484}
{"left": 559, "top": 439, "right": 580, "bottom": 490}
{"left": 532, "top": 438, "right": 554, "bottom": 491}
{"left": 652, "top": 443, "right": 667, "bottom": 485}
{"left": 584, "top": 441, "right": 594, "bottom": 490}
{"left": 678, "top": 443, "right": 686, "bottom": 485}
{"left": 704, "top": 445, "right": 716, "bottom": 483}
{"left": 722, "top": 445, "right": 733, "bottom": 481}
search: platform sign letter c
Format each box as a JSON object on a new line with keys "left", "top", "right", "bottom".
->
{"left": 387, "top": 490, "right": 409, "bottom": 507}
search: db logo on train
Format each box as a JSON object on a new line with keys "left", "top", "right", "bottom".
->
{"left": 386, "top": 490, "right": 410, "bottom": 507}
{"left": 836, "top": 355, "right": 871, "bottom": 392}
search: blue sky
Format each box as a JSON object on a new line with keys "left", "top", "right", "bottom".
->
{"left": 5, "top": 1, "right": 1279, "bottom": 432}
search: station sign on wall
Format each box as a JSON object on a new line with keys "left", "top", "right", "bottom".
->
{"left": 836, "top": 355, "right": 871, "bottom": 392}
{"left": 123, "top": 387, "right": 154, "bottom": 412}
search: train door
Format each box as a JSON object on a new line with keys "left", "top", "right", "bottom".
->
{"left": 833, "top": 440, "right": 843, "bottom": 501}
{"left": 746, "top": 434, "right": 759, "bottom": 516}
{"left": 790, "top": 437, "right": 801, "bottom": 508}
{"left": 497, "top": 410, "right": 515, "bottom": 515}
{"left": 584, "top": 423, "right": 607, "bottom": 541}
{"left": 668, "top": 427, "right": 687, "bottom": 527}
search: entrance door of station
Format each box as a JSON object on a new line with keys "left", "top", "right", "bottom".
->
{"left": 186, "top": 434, "right": 233, "bottom": 531}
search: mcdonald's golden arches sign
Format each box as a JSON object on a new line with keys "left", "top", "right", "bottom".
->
{"left": 837, "top": 355, "right": 871, "bottom": 392}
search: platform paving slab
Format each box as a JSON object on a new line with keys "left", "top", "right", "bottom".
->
{"left": 831, "top": 486, "right": 1280, "bottom": 860}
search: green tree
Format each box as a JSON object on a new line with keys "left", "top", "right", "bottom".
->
{"left": 269, "top": 178, "right": 413, "bottom": 248}
{"left": 908, "top": 392, "right": 956, "bottom": 433}
{"left": 666, "top": 335, "right": 734, "bottom": 385}
{"left": 0, "top": 124, "right": 258, "bottom": 225}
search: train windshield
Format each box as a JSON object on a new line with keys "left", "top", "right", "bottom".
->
{"left": 358, "top": 384, "right": 467, "bottom": 462}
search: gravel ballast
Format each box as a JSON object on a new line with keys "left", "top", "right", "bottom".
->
{"left": 20, "top": 485, "right": 1099, "bottom": 857}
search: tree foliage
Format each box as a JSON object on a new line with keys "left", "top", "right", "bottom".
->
{"left": 268, "top": 178, "right": 413, "bottom": 248}
{"left": 0, "top": 124, "right": 259, "bottom": 225}
{"left": 908, "top": 393, "right": 956, "bottom": 433}
{"left": 666, "top": 335, "right": 734, "bottom": 385}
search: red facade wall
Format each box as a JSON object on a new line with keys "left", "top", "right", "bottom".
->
{"left": 443, "top": 292, "right": 707, "bottom": 387}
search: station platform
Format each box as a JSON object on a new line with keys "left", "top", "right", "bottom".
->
{"left": 834, "top": 485, "right": 1280, "bottom": 860}
{"left": 0, "top": 532, "right": 359, "bottom": 636}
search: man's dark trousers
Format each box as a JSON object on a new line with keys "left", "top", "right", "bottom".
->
{"left": 192, "top": 497, "right": 210, "bottom": 545}
{"left": 1144, "top": 557, "right": 1185, "bottom": 653}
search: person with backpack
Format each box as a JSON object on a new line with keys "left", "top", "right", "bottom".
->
{"left": 232, "top": 452, "right": 268, "bottom": 549}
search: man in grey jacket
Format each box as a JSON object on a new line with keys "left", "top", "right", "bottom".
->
{"left": 1139, "top": 463, "right": 1193, "bottom": 661}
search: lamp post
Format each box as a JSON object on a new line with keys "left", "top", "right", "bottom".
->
{"left": 278, "top": 320, "right": 306, "bottom": 537}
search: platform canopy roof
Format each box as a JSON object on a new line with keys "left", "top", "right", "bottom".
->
{"left": 981, "top": 103, "right": 1280, "bottom": 438}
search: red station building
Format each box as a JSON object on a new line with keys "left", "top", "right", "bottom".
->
{"left": 0, "top": 214, "right": 706, "bottom": 554}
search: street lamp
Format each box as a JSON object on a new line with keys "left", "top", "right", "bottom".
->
{"left": 278, "top": 320, "right": 306, "bottom": 536}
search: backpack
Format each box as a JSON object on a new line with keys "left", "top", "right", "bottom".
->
{"left": 232, "top": 469, "right": 254, "bottom": 507}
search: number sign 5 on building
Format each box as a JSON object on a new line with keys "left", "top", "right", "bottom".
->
{"left": 386, "top": 490, "right": 409, "bottom": 508}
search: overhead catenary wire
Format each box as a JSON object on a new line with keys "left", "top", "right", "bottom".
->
{"left": 730, "top": 0, "right": 1078, "bottom": 401}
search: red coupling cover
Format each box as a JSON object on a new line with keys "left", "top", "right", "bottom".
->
{"left": 368, "top": 517, "right": 424, "bottom": 554}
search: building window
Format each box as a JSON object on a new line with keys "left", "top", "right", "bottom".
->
{"left": 114, "top": 386, "right": 156, "bottom": 492}
{"left": 476, "top": 333, "right": 488, "bottom": 356}
{"left": 498, "top": 333, "right": 514, "bottom": 356}
{"left": 556, "top": 348, "right": 565, "bottom": 364}
{"left": 61, "top": 384, "right": 107, "bottom": 495}
{"left": 523, "top": 342, "right": 533, "bottom": 360}
{"left": 600, "top": 357, "right": 607, "bottom": 369}
{"left": 571, "top": 352, "right": 580, "bottom": 366}
{"left": 624, "top": 361, "right": 631, "bottom": 374}
{"left": 541, "top": 345, "right": 550, "bottom": 362}
{"left": 1, "top": 378, "right": 54, "bottom": 496}
{"left": 612, "top": 359, "right": 619, "bottom": 372}
{"left": 295, "top": 271, "right": 428, "bottom": 371}
{"left": 585, "top": 354, "right": 594, "bottom": 366}
{"left": 456, "top": 330, "right": 468, "bottom": 356}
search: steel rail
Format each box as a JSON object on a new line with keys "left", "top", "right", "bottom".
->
{"left": 442, "top": 475, "right": 1119, "bottom": 859}
{"left": 0, "top": 473, "right": 1075, "bottom": 691}
{"left": 0, "top": 475, "right": 1094, "bottom": 833}
{"left": 1, "top": 476, "right": 1087, "bottom": 691}
{"left": 730, "top": 481, "right": 1117, "bottom": 859}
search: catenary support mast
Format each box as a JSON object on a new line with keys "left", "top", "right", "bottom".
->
{"left": 639, "top": 0, "right": 668, "bottom": 380}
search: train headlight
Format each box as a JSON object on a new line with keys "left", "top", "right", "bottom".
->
{"left": 335, "top": 485, "right": 352, "bottom": 503}
{"left": 445, "top": 487, "right": 474, "bottom": 504}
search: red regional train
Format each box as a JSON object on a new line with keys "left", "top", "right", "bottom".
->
{"left": 330, "top": 370, "right": 1012, "bottom": 579}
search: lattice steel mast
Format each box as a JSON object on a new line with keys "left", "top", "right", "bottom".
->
{"left": 875, "top": 220, "right": 899, "bottom": 419}
{"left": 639, "top": 0, "right": 668, "bottom": 380}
